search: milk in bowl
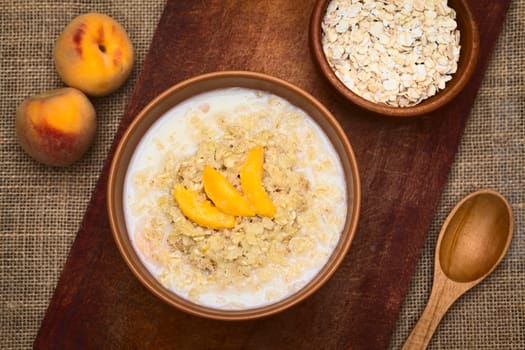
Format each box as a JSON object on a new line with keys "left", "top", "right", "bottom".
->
{"left": 123, "top": 87, "right": 347, "bottom": 310}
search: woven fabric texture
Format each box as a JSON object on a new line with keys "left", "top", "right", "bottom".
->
{"left": 0, "top": 1, "right": 523, "bottom": 349}
{"left": 0, "top": 1, "right": 165, "bottom": 348}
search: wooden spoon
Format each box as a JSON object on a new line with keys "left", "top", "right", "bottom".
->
{"left": 402, "top": 189, "right": 513, "bottom": 350}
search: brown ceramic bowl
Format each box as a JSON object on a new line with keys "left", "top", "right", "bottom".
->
{"left": 309, "top": 0, "right": 480, "bottom": 117}
{"left": 107, "top": 71, "right": 361, "bottom": 320}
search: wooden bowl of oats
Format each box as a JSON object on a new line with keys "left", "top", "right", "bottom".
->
{"left": 309, "top": 0, "right": 479, "bottom": 117}
{"left": 107, "top": 71, "right": 361, "bottom": 320}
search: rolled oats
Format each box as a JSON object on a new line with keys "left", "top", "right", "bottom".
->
{"left": 322, "top": 0, "right": 461, "bottom": 107}
{"left": 126, "top": 89, "right": 348, "bottom": 308}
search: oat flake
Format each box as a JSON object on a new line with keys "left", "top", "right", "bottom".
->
{"left": 322, "top": 0, "right": 461, "bottom": 107}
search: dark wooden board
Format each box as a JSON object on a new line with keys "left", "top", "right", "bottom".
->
{"left": 34, "top": 1, "right": 510, "bottom": 349}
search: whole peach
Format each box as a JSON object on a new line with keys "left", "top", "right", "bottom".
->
{"left": 54, "top": 13, "right": 134, "bottom": 96}
{"left": 16, "top": 87, "right": 96, "bottom": 167}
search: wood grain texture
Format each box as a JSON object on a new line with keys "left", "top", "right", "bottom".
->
{"left": 34, "top": 1, "right": 510, "bottom": 349}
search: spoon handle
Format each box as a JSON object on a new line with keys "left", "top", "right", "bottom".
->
{"left": 402, "top": 273, "right": 465, "bottom": 350}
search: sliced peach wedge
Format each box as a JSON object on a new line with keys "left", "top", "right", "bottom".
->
{"left": 173, "top": 184, "right": 235, "bottom": 230}
{"left": 240, "top": 146, "right": 276, "bottom": 218}
{"left": 202, "top": 165, "right": 256, "bottom": 216}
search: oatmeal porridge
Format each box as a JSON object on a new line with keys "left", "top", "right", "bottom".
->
{"left": 124, "top": 87, "right": 347, "bottom": 309}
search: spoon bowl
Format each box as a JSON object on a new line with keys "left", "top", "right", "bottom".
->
{"left": 403, "top": 189, "right": 513, "bottom": 350}
{"left": 438, "top": 191, "right": 512, "bottom": 283}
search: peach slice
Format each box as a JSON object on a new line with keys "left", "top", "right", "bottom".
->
{"left": 173, "top": 184, "right": 235, "bottom": 230}
{"left": 240, "top": 146, "right": 276, "bottom": 217}
{"left": 202, "top": 165, "right": 255, "bottom": 216}
{"left": 54, "top": 13, "right": 134, "bottom": 96}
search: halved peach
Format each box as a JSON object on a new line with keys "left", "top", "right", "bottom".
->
{"left": 240, "top": 146, "right": 276, "bottom": 217}
{"left": 202, "top": 165, "right": 255, "bottom": 216}
{"left": 173, "top": 184, "right": 235, "bottom": 229}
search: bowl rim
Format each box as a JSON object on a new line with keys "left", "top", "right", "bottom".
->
{"left": 309, "top": 0, "right": 480, "bottom": 118}
{"left": 107, "top": 70, "right": 361, "bottom": 320}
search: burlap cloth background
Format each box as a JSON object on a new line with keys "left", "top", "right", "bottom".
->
{"left": 0, "top": 1, "right": 523, "bottom": 349}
